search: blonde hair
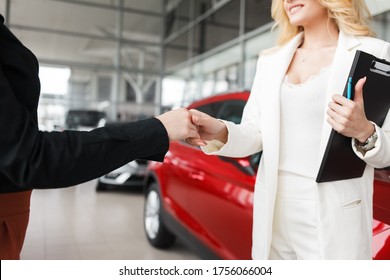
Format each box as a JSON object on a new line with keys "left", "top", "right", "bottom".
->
{"left": 271, "top": 0, "right": 376, "bottom": 45}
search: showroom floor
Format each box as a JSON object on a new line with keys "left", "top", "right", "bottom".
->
{"left": 21, "top": 180, "right": 200, "bottom": 260}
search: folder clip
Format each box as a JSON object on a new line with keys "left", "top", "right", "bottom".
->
{"left": 371, "top": 59, "right": 390, "bottom": 76}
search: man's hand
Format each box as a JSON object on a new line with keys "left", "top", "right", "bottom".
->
{"left": 156, "top": 108, "right": 200, "bottom": 141}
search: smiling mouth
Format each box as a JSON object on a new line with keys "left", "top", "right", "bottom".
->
{"left": 289, "top": 5, "right": 304, "bottom": 14}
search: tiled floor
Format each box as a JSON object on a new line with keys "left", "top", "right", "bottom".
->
{"left": 21, "top": 180, "right": 200, "bottom": 260}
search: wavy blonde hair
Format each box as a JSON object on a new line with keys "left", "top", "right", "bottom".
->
{"left": 271, "top": 0, "right": 375, "bottom": 45}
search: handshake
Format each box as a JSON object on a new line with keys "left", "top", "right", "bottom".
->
{"left": 155, "top": 108, "right": 228, "bottom": 146}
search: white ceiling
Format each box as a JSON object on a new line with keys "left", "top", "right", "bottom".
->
{"left": 1, "top": 0, "right": 163, "bottom": 72}
{"left": 2, "top": 0, "right": 390, "bottom": 76}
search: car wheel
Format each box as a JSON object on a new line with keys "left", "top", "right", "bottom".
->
{"left": 144, "top": 182, "right": 176, "bottom": 248}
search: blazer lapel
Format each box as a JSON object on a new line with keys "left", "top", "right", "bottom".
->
{"left": 261, "top": 33, "right": 304, "bottom": 183}
{"left": 316, "top": 31, "right": 362, "bottom": 169}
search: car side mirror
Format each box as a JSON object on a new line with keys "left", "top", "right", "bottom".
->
{"left": 218, "top": 152, "right": 261, "bottom": 176}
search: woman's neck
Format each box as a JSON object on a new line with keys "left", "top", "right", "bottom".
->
{"left": 300, "top": 21, "right": 339, "bottom": 50}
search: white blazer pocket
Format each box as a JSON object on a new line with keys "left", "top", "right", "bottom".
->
{"left": 342, "top": 199, "right": 362, "bottom": 209}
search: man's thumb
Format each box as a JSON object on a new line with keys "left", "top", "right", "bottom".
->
{"left": 190, "top": 109, "right": 206, "bottom": 126}
{"left": 192, "top": 114, "right": 200, "bottom": 125}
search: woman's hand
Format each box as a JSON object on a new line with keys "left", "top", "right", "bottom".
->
{"left": 185, "top": 109, "right": 228, "bottom": 146}
{"left": 327, "top": 77, "right": 375, "bottom": 142}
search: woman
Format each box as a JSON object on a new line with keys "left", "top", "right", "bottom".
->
{"left": 0, "top": 14, "right": 199, "bottom": 260}
{"left": 188, "top": 0, "right": 390, "bottom": 259}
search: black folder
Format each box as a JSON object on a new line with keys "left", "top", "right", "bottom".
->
{"left": 316, "top": 50, "right": 390, "bottom": 183}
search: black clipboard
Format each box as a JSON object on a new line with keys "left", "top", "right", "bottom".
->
{"left": 316, "top": 50, "right": 390, "bottom": 183}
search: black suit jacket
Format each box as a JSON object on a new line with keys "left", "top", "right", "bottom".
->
{"left": 0, "top": 15, "right": 169, "bottom": 193}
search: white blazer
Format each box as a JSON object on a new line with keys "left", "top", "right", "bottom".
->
{"left": 204, "top": 31, "right": 390, "bottom": 259}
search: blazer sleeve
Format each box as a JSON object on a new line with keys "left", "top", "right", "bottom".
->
{"left": 351, "top": 40, "right": 390, "bottom": 168}
{"left": 202, "top": 57, "right": 264, "bottom": 157}
{"left": 0, "top": 65, "right": 169, "bottom": 190}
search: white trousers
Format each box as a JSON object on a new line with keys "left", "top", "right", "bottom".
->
{"left": 269, "top": 173, "right": 322, "bottom": 260}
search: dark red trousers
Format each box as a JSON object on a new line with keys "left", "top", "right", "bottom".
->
{"left": 0, "top": 190, "right": 32, "bottom": 260}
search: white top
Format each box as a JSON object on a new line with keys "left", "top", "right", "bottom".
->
{"left": 279, "top": 67, "right": 330, "bottom": 179}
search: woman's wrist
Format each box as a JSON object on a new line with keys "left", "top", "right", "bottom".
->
{"left": 215, "top": 121, "right": 228, "bottom": 144}
{"left": 356, "top": 122, "right": 375, "bottom": 143}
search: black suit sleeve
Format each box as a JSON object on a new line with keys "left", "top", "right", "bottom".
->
{"left": 0, "top": 65, "right": 169, "bottom": 190}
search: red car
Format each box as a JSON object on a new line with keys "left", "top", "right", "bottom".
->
{"left": 143, "top": 91, "right": 390, "bottom": 260}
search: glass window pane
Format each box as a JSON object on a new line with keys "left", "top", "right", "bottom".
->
{"left": 245, "top": 0, "right": 273, "bottom": 33}
{"left": 194, "top": 0, "right": 240, "bottom": 54}
{"left": 164, "top": 0, "right": 190, "bottom": 38}
{"left": 165, "top": 32, "right": 189, "bottom": 70}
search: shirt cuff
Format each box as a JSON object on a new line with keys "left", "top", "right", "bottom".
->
{"left": 201, "top": 140, "right": 226, "bottom": 154}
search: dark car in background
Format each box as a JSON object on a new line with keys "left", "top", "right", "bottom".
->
{"left": 97, "top": 159, "right": 148, "bottom": 191}
{"left": 96, "top": 119, "right": 151, "bottom": 191}
{"left": 143, "top": 91, "right": 390, "bottom": 260}
{"left": 65, "top": 109, "right": 107, "bottom": 131}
